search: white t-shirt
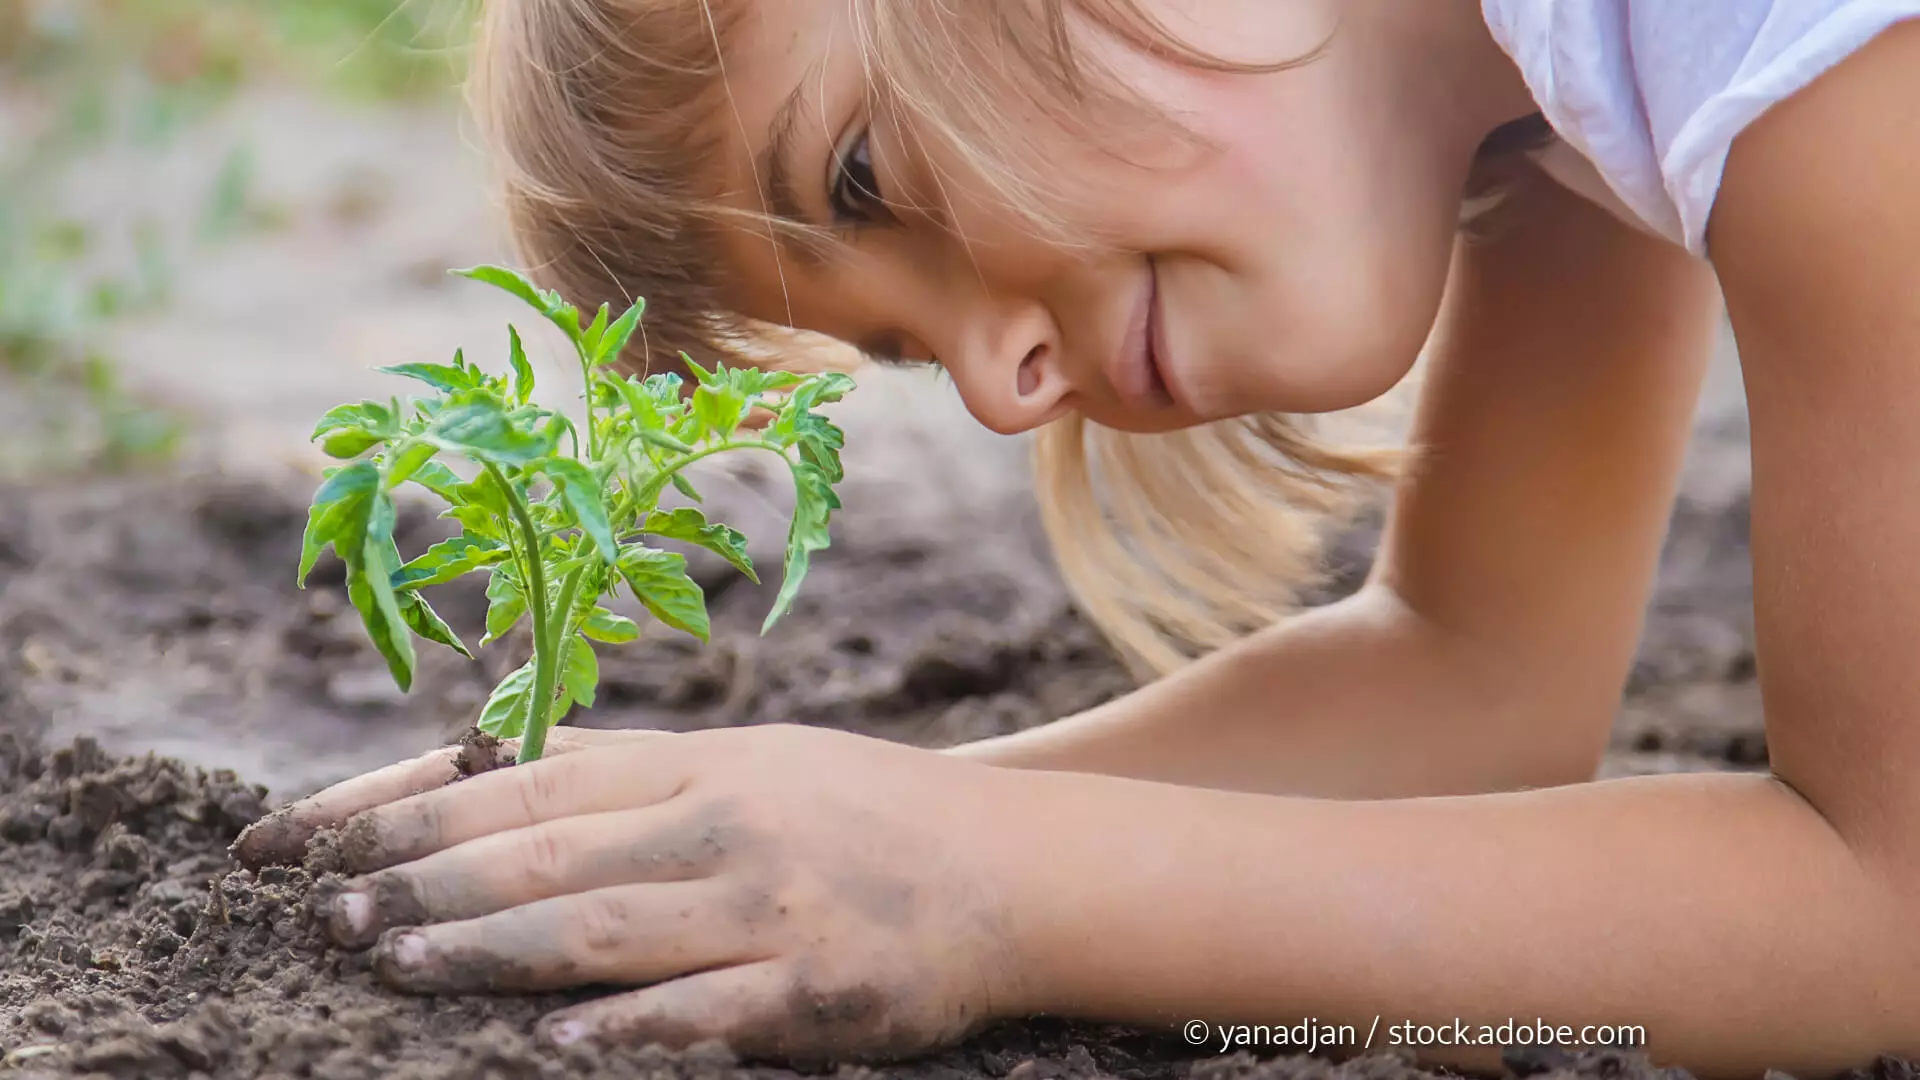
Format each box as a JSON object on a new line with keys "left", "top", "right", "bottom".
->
{"left": 1480, "top": 0, "right": 1920, "bottom": 256}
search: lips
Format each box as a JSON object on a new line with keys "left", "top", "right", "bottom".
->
{"left": 1110, "top": 262, "right": 1176, "bottom": 411}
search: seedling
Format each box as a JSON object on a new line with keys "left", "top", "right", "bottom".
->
{"left": 298, "top": 265, "right": 853, "bottom": 763}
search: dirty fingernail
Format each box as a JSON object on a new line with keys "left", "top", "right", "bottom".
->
{"left": 388, "top": 931, "right": 429, "bottom": 969}
{"left": 546, "top": 1019, "right": 590, "bottom": 1046}
{"left": 330, "top": 891, "right": 371, "bottom": 936}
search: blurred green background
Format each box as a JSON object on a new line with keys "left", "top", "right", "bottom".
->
{"left": 0, "top": 0, "right": 472, "bottom": 474}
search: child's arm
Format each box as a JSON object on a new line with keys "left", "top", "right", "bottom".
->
{"left": 993, "top": 24, "right": 1920, "bottom": 1077}
{"left": 954, "top": 168, "right": 1724, "bottom": 800}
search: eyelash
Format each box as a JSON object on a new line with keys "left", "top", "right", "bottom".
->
{"left": 829, "top": 128, "right": 891, "bottom": 226}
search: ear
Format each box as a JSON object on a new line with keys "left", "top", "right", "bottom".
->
{"left": 738, "top": 405, "right": 777, "bottom": 431}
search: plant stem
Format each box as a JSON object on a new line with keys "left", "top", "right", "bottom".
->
{"left": 622, "top": 437, "right": 791, "bottom": 511}
{"left": 580, "top": 354, "right": 599, "bottom": 462}
{"left": 486, "top": 462, "right": 552, "bottom": 765}
{"left": 521, "top": 563, "right": 586, "bottom": 764}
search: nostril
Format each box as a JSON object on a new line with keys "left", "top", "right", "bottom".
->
{"left": 1016, "top": 345, "right": 1046, "bottom": 397}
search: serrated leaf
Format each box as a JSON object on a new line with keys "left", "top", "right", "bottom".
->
{"left": 348, "top": 496, "right": 416, "bottom": 692}
{"left": 409, "top": 461, "right": 464, "bottom": 501}
{"left": 424, "top": 398, "right": 556, "bottom": 467}
{"left": 763, "top": 459, "right": 839, "bottom": 633}
{"left": 376, "top": 361, "right": 481, "bottom": 394}
{"left": 299, "top": 462, "right": 380, "bottom": 586}
{"left": 692, "top": 381, "right": 747, "bottom": 440}
{"left": 617, "top": 546, "right": 709, "bottom": 641}
{"left": 391, "top": 534, "right": 509, "bottom": 591}
{"left": 322, "top": 428, "right": 384, "bottom": 459}
{"left": 446, "top": 505, "right": 503, "bottom": 541}
{"left": 581, "top": 608, "right": 640, "bottom": 643}
{"left": 560, "top": 636, "right": 598, "bottom": 710}
{"left": 636, "top": 428, "right": 694, "bottom": 455}
{"left": 476, "top": 659, "right": 535, "bottom": 738}
{"left": 383, "top": 441, "right": 439, "bottom": 490}
{"left": 792, "top": 411, "right": 848, "bottom": 483}
{"left": 643, "top": 507, "right": 756, "bottom": 582}
{"left": 399, "top": 592, "right": 472, "bottom": 658}
{"left": 582, "top": 303, "right": 609, "bottom": 356}
{"left": 540, "top": 458, "right": 617, "bottom": 564}
{"left": 682, "top": 354, "right": 719, "bottom": 387}
{"left": 593, "top": 298, "right": 645, "bottom": 368}
{"left": 481, "top": 569, "right": 526, "bottom": 647}
{"left": 453, "top": 265, "right": 582, "bottom": 345}
{"left": 507, "top": 325, "right": 535, "bottom": 405}
{"left": 455, "top": 470, "right": 514, "bottom": 518}
{"left": 454, "top": 265, "right": 556, "bottom": 315}
{"left": 311, "top": 401, "right": 396, "bottom": 442}
{"left": 669, "top": 471, "right": 703, "bottom": 503}
{"left": 728, "top": 367, "right": 804, "bottom": 397}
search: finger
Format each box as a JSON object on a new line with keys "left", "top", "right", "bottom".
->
{"left": 231, "top": 728, "right": 630, "bottom": 869}
{"left": 536, "top": 961, "right": 923, "bottom": 1062}
{"left": 369, "top": 879, "right": 764, "bottom": 994}
{"left": 333, "top": 732, "right": 684, "bottom": 875}
{"left": 326, "top": 800, "right": 735, "bottom": 948}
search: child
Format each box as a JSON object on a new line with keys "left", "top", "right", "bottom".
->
{"left": 233, "top": 1, "right": 1920, "bottom": 1074}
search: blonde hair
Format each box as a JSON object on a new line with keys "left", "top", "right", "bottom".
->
{"left": 469, "top": 0, "right": 1404, "bottom": 680}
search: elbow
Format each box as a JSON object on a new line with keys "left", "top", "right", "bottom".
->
{"left": 1356, "top": 583, "right": 1619, "bottom": 793}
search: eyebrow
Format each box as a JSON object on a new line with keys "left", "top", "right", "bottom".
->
{"left": 758, "top": 81, "right": 810, "bottom": 228}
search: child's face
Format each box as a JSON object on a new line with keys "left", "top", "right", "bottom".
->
{"left": 707, "top": 1, "right": 1490, "bottom": 436}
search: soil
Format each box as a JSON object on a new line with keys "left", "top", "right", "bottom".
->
{"left": 1, "top": 463, "right": 1897, "bottom": 1080}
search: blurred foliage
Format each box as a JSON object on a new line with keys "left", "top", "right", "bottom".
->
{"left": 0, "top": 0, "right": 474, "bottom": 476}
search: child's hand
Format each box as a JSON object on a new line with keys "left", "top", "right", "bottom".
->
{"left": 235, "top": 725, "right": 1030, "bottom": 1060}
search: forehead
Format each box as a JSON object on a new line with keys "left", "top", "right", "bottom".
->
{"left": 706, "top": 1, "right": 855, "bottom": 325}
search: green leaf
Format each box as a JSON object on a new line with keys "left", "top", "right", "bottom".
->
{"left": 769, "top": 372, "right": 856, "bottom": 483}
{"left": 407, "top": 461, "right": 464, "bottom": 502}
{"left": 446, "top": 505, "right": 503, "bottom": 541}
{"left": 560, "top": 636, "right": 598, "bottom": 710}
{"left": 669, "top": 471, "right": 703, "bottom": 503}
{"left": 476, "top": 660, "right": 535, "bottom": 738}
{"left": 593, "top": 298, "right": 645, "bottom": 368}
{"left": 454, "top": 265, "right": 556, "bottom": 315}
{"left": 692, "top": 381, "right": 747, "bottom": 441}
{"left": 383, "top": 440, "right": 439, "bottom": 490}
{"left": 728, "top": 366, "right": 804, "bottom": 397}
{"left": 507, "top": 325, "right": 535, "bottom": 405}
{"left": 376, "top": 361, "right": 481, "bottom": 394}
{"left": 582, "top": 303, "right": 609, "bottom": 357}
{"left": 682, "top": 354, "right": 720, "bottom": 387}
{"left": 636, "top": 427, "right": 694, "bottom": 455}
{"left": 424, "top": 398, "right": 556, "bottom": 467}
{"left": 643, "top": 507, "right": 757, "bottom": 582}
{"left": 391, "top": 534, "right": 509, "bottom": 591}
{"left": 453, "top": 265, "right": 582, "bottom": 345}
{"left": 399, "top": 592, "right": 472, "bottom": 658}
{"left": 581, "top": 608, "right": 640, "bottom": 643}
{"left": 455, "top": 470, "right": 514, "bottom": 518}
{"left": 764, "top": 459, "right": 840, "bottom": 633}
{"left": 481, "top": 569, "right": 526, "bottom": 647}
{"left": 299, "top": 462, "right": 380, "bottom": 586}
{"left": 322, "top": 428, "right": 384, "bottom": 459}
{"left": 617, "top": 546, "right": 710, "bottom": 642}
{"left": 311, "top": 401, "right": 395, "bottom": 442}
{"left": 347, "top": 496, "right": 417, "bottom": 692}
{"left": 540, "top": 458, "right": 617, "bottom": 564}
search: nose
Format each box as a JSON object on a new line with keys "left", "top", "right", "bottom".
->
{"left": 939, "top": 312, "right": 1074, "bottom": 436}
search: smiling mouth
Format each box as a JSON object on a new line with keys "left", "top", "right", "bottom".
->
{"left": 1113, "top": 261, "right": 1177, "bottom": 410}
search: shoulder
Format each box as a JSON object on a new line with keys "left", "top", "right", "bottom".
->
{"left": 1483, "top": 0, "right": 1920, "bottom": 256}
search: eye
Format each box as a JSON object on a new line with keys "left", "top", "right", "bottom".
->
{"left": 829, "top": 129, "right": 891, "bottom": 226}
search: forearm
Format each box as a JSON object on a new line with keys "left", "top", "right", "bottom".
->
{"left": 948, "top": 585, "right": 1609, "bottom": 798}
{"left": 990, "top": 765, "right": 1917, "bottom": 1077}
